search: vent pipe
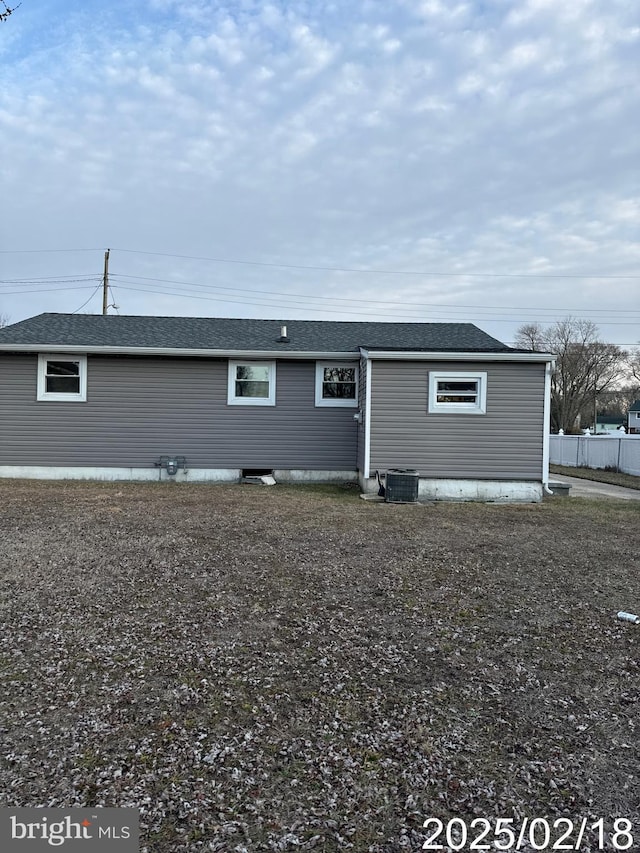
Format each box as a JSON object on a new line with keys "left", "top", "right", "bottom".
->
{"left": 277, "top": 324, "right": 289, "bottom": 343}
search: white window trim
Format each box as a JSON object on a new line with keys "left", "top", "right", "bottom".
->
{"left": 227, "top": 360, "right": 276, "bottom": 406}
{"left": 37, "top": 354, "right": 87, "bottom": 402}
{"left": 428, "top": 371, "right": 487, "bottom": 415}
{"left": 315, "top": 362, "right": 359, "bottom": 408}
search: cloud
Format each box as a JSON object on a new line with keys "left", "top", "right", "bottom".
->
{"left": 0, "top": 0, "right": 638, "bottom": 345}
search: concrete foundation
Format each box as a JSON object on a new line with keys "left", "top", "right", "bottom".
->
{"left": 0, "top": 466, "right": 357, "bottom": 485}
{"left": 0, "top": 466, "right": 541, "bottom": 501}
{"left": 360, "top": 474, "right": 543, "bottom": 503}
{"left": 273, "top": 469, "right": 358, "bottom": 483}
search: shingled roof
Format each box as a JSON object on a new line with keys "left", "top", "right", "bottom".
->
{"left": 0, "top": 313, "right": 513, "bottom": 353}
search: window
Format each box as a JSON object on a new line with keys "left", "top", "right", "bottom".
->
{"left": 428, "top": 371, "right": 487, "bottom": 414}
{"left": 315, "top": 363, "right": 358, "bottom": 407}
{"left": 227, "top": 360, "right": 276, "bottom": 406}
{"left": 37, "top": 354, "right": 87, "bottom": 402}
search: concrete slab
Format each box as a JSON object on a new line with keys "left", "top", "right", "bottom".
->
{"left": 547, "top": 481, "right": 571, "bottom": 497}
{"left": 550, "top": 474, "right": 640, "bottom": 501}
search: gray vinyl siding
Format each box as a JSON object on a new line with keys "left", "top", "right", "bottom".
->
{"left": 0, "top": 355, "right": 358, "bottom": 470}
{"left": 369, "top": 360, "right": 545, "bottom": 480}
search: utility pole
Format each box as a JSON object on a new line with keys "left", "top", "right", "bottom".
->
{"left": 102, "top": 248, "right": 110, "bottom": 315}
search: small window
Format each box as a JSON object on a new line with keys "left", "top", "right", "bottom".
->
{"left": 428, "top": 371, "right": 486, "bottom": 414}
{"left": 37, "top": 354, "right": 87, "bottom": 402}
{"left": 228, "top": 360, "right": 276, "bottom": 406}
{"left": 315, "top": 363, "right": 358, "bottom": 407}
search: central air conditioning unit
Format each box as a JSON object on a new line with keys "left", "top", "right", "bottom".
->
{"left": 385, "top": 469, "right": 419, "bottom": 503}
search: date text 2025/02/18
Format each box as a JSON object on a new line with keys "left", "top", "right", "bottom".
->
{"left": 421, "top": 817, "right": 635, "bottom": 850}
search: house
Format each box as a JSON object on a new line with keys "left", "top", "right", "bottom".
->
{"left": 595, "top": 413, "right": 626, "bottom": 433}
{"left": 629, "top": 400, "right": 640, "bottom": 435}
{"left": 0, "top": 313, "right": 555, "bottom": 501}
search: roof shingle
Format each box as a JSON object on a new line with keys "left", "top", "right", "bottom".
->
{"left": 0, "top": 313, "right": 512, "bottom": 353}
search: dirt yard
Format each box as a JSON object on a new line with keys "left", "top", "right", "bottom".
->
{"left": 0, "top": 480, "right": 638, "bottom": 852}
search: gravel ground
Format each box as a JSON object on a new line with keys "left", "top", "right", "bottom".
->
{"left": 0, "top": 480, "right": 639, "bottom": 852}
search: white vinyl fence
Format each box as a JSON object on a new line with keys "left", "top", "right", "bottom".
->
{"left": 549, "top": 434, "right": 640, "bottom": 477}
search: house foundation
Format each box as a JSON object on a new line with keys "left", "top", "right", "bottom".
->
{"left": 359, "top": 474, "right": 543, "bottom": 503}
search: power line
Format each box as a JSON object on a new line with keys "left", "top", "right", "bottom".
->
{"left": 0, "top": 285, "right": 98, "bottom": 296}
{"left": 110, "top": 282, "right": 640, "bottom": 325}
{"left": 4, "top": 269, "right": 637, "bottom": 322}
{"left": 2, "top": 247, "right": 637, "bottom": 328}
{"left": 108, "top": 284, "right": 120, "bottom": 314}
{"left": 0, "top": 276, "right": 101, "bottom": 285}
{"left": 109, "top": 272, "right": 640, "bottom": 317}
{"left": 111, "top": 248, "right": 640, "bottom": 280}
{"left": 2, "top": 245, "right": 638, "bottom": 280}
{"left": 0, "top": 248, "right": 103, "bottom": 254}
{"left": 71, "top": 285, "right": 102, "bottom": 314}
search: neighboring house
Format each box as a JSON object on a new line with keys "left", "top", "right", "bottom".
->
{"left": 629, "top": 400, "right": 640, "bottom": 435}
{"left": 595, "top": 413, "right": 626, "bottom": 433}
{"left": 0, "top": 313, "right": 555, "bottom": 501}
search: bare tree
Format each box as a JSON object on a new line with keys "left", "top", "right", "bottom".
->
{"left": 629, "top": 348, "right": 640, "bottom": 384}
{"left": 515, "top": 318, "right": 626, "bottom": 432}
{"left": 0, "top": 2, "right": 21, "bottom": 22}
{"left": 513, "top": 322, "right": 546, "bottom": 351}
{"left": 0, "top": 314, "right": 9, "bottom": 328}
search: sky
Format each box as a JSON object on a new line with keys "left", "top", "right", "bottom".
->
{"left": 1, "top": 0, "right": 639, "bottom": 347}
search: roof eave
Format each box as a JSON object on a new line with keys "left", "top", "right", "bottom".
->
{"left": 0, "top": 344, "right": 359, "bottom": 359}
{"left": 360, "top": 348, "right": 556, "bottom": 363}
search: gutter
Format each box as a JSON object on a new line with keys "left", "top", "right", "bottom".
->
{"left": 0, "top": 345, "right": 358, "bottom": 360}
{"left": 542, "top": 360, "right": 555, "bottom": 495}
{"left": 363, "top": 358, "right": 372, "bottom": 479}
{"left": 0, "top": 345, "right": 556, "bottom": 364}
{"left": 360, "top": 348, "right": 555, "bottom": 364}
